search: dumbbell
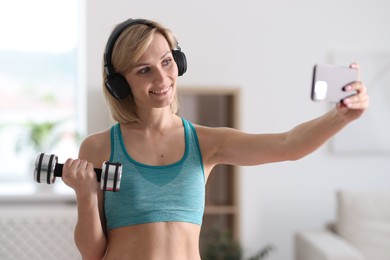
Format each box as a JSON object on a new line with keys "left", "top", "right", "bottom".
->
{"left": 33, "top": 153, "right": 122, "bottom": 192}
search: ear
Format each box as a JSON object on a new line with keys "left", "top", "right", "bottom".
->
{"left": 105, "top": 74, "right": 131, "bottom": 99}
{"left": 172, "top": 50, "right": 187, "bottom": 76}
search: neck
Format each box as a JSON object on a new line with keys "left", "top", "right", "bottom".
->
{"left": 131, "top": 108, "right": 179, "bottom": 131}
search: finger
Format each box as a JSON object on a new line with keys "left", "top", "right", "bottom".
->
{"left": 64, "top": 158, "right": 80, "bottom": 173}
{"left": 345, "top": 81, "right": 367, "bottom": 94}
{"left": 343, "top": 93, "right": 369, "bottom": 109}
{"left": 63, "top": 159, "right": 79, "bottom": 180}
{"left": 71, "top": 159, "right": 81, "bottom": 169}
{"left": 78, "top": 159, "right": 88, "bottom": 170}
{"left": 64, "top": 158, "right": 74, "bottom": 167}
{"left": 86, "top": 161, "right": 94, "bottom": 172}
{"left": 349, "top": 62, "right": 361, "bottom": 80}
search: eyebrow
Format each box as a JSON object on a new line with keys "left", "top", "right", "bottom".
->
{"left": 133, "top": 51, "right": 171, "bottom": 69}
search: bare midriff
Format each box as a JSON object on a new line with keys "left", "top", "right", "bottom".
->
{"left": 104, "top": 222, "right": 201, "bottom": 260}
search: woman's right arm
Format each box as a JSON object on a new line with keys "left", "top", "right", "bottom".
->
{"left": 62, "top": 132, "right": 110, "bottom": 260}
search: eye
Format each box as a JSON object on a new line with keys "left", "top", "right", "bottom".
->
{"left": 162, "top": 58, "right": 172, "bottom": 67}
{"left": 138, "top": 67, "right": 151, "bottom": 74}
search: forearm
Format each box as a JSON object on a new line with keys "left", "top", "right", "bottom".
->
{"left": 74, "top": 195, "right": 107, "bottom": 260}
{"left": 202, "top": 95, "right": 366, "bottom": 167}
{"left": 285, "top": 107, "right": 349, "bottom": 160}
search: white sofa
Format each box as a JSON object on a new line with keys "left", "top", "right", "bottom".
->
{"left": 295, "top": 190, "right": 390, "bottom": 260}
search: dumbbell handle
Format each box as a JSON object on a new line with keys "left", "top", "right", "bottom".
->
{"left": 50, "top": 163, "right": 102, "bottom": 182}
{"left": 51, "top": 163, "right": 116, "bottom": 191}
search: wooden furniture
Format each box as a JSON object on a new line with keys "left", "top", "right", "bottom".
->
{"left": 178, "top": 87, "right": 241, "bottom": 250}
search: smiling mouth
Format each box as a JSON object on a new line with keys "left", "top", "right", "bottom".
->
{"left": 150, "top": 86, "right": 171, "bottom": 95}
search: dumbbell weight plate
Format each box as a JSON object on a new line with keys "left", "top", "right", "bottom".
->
{"left": 34, "top": 153, "right": 58, "bottom": 184}
{"left": 101, "top": 162, "right": 122, "bottom": 192}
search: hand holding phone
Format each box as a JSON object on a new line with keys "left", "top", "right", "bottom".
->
{"left": 311, "top": 64, "right": 358, "bottom": 103}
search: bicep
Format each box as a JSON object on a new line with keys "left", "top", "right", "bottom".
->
{"left": 200, "top": 127, "right": 291, "bottom": 167}
{"left": 78, "top": 133, "right": 110, "bottom": 235}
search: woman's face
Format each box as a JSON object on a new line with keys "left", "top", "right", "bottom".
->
{"left": 125, "top": 33, "right": 178, "bottom": 111}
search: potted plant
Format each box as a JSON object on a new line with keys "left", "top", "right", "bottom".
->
{"left": 202, "top": 226, "right": 274, "bottom": 260}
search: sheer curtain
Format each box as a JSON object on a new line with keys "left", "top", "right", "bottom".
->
{"left": 0, "top": 0, "right": 85, "bottom": 195}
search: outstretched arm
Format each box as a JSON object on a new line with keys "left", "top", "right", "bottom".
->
{"left": 198, "top": 64, "right": 369, "bottom": 170}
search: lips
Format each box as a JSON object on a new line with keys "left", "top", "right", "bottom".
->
{"left": 149, "top": 85, "right": 171, "bottom": 95}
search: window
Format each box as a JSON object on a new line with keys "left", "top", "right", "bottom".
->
{"left": 0, "top": 0, "right": 84, "bottom": 195}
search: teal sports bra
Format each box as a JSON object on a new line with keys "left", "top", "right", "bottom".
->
{"left": 104, "top": 118, "right": 205, "bottom": 230}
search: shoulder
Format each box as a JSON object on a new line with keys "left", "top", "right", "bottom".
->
{"left": 193, "top": 124, "right": 241, "bottom": 141}
{"left": 193, "top": 124, "right": 245, "bottom": 151}
{"left": 79, "top": 127, "right": 112, "bottom": 166}
{"left": 191, "top": 124, "right": 240, "bottom": 164}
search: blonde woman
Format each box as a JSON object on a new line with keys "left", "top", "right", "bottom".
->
{"left": 62, "top": 18, "right": 369, "bottom": 260}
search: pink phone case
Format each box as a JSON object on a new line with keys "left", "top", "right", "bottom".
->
{"left": 311, "top": 64, "right": 358, "bottom": 103}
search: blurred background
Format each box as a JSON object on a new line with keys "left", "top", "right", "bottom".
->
{"left": 1, "top": 0, "right": 389, "bottom": 259}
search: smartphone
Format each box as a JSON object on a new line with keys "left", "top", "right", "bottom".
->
{"left": 311, "top": 64, "right": 358, "bottom": 103}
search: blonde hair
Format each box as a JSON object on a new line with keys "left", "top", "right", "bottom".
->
{"left": 102, "top": 19, "right": 179, "bottom": 124}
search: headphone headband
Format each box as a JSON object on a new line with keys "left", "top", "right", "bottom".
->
{"left": 104, "top": 19, "right": 154, "bottom": 77}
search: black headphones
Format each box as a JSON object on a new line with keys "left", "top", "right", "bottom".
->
{"left": 104, "top": 18, "right": 187, "bottom": 99}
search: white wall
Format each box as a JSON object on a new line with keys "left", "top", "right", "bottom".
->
{"left": 84, "top": 0, "right": 390, "bottom": 259}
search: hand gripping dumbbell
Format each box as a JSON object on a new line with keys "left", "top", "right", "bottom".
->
{"left": 33, "top": 153, "right": 122, "bottom": 192}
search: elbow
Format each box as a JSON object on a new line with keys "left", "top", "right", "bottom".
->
{"left": 283, "top": 140, "right": 314, "bottom": 162}
{"left": 286, "top": 150, "right": 308, "bottom": 161}
{"left": 288, "top": 144, "right": 321, "bottom": 161}
{"left": 74, "top": 225, "right": 107, "bottom": 260}
{"left": 75, "top": 238, "right": 106, "bottom": 260}
{"left": 289, "top": 154, "right": 305, "bottom": 161}
{"left": 79, "top": 250, "right": 106, "bottom": 260}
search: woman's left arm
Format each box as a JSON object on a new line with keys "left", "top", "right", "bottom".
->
{"left": 199, "top": 64, "right": 369, "bottom": 168}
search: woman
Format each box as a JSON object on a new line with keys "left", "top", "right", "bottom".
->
{"left": 62, "top": 18, "right": 369, "bottom": 260}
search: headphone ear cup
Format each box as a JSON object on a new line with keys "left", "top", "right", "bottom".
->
{"left": 172, "top": 50, "right": 187, "bottom": 76}
{"left": 105, "top": 74, "right": 131, "bottom": 99}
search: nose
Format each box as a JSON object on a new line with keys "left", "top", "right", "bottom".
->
{"left": 153, "top": 67, "right": 167, "bottom": 84}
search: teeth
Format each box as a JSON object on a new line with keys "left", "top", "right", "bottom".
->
{"left": 151, "top": 86, "right": 170, "bottom": 94}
